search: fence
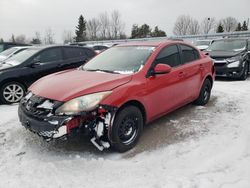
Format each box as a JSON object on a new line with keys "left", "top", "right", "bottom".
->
{"left": 75, "top": 31, "right": 250, "bottom": 46}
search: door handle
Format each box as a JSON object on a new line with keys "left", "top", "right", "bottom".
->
{"left": 199, "top": 64, "right": 204, "bottom": 70}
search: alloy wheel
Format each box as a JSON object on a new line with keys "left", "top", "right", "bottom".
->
{"left": 3, "top": 84, "right": 24, "bottom": 103}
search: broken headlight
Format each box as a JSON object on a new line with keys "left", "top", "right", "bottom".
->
{"left": 55, "top": 91, "right": 112, "bottom": 115}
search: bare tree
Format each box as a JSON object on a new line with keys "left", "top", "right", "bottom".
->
{"left": 200, "top": 17, "right": 216, "bottom": 34}
{"left": 173, "top": 15, "right": 192, "bottom": 36}
{"left": 110, "top": 10, "right": 125, "bottom": 39}
{"left": 221, "top": 17, "right": 238, "bottom": 32}
{"left": 99, "top": 12, "right": 110, "bottom": 39}
{"left": 62, "top": 30, "right": 73, "bottom": 44}
{"left": 44, "top": 28, "right": 55, "bottom": 44}
{"left": 189, "top": 18, "right": 200, "bottom": 35}
{"left": 87, "top": 18, "right": 100, "bottom": 40}
{"left": 15, "top": 34, "right": 26, "bottom": 43}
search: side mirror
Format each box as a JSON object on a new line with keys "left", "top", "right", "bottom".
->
{"left": 31, "top": 61, "right": 41, "bottom": 68}
{"left": 153, "top": 64, "right": 172, "bottom": 75}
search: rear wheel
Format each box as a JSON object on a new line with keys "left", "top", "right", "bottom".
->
{"left": 193, "top": 79, "right": 212, "bottom": 106}
{"left": 111, "top": 106, "right": 143, "bottom": 152}
{"left": 0, "top": 82, "right": 26, "bottom": 104}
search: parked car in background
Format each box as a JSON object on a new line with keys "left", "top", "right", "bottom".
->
{"left": 0, "top": 45, "right": 96, "bottom": 104}
{"left": 194, "top": 39, "right": 214, "bottom": 51}
{"left": 86, "top": 44, "right": 110, "bottom": 54}
{"left": 205, "top": 38, "right": 249, "bottom": 80}
{"left": 0, "top": 42, "right": 30, "bottom": 53}
{"left": 0, "top": 46, "right": 30, "bottom": 62}
{"left": 18, "top": 40, "right": 215, "bottom": 152}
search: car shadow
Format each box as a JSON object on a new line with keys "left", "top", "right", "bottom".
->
{"left": 23, "top": 96, "right": 220, "bottom": 159}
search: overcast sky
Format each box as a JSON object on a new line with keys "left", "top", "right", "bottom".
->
{"left": 0, "top": 0, "right": 249, "bottom": 43}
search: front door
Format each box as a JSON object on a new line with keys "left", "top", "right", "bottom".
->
{"left": 146, "top": 45, "right": 187, "bottom": 120}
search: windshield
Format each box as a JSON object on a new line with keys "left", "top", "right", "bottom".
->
{"left": 207, "top": 40, "right": 246, "bottom": 51}
{"left": 5, "top": 48, "right": 40, "bottom": 65}
{"left": 194, "top": 40, "right": 211, "bottom": 46}
{"left": 0, "top": 47, "right": 18, "bottom": 57}
{"left": 82, "top": 46, "right": 155, "bottom": 74}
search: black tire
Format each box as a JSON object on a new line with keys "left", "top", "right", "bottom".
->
{"left": 239, "top": 62, "right": 248, "bottom": 81}
{"left": 193, "top": 79, "right": 212, "bottom": 106}
{"left": 111, "top": 106, "right": 143, "bottom": 152}
{"left": 0, "top": 82, "right": 26, "bottom": 104}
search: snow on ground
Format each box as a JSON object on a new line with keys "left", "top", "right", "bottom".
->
{"left": 0, "top": 78, "right": 250, "bottom": 188}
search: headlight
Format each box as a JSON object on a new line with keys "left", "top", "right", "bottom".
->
{"left": 55, "top": 91, "right": 112, "bottom": 115}
{"left": 226, "top": 56, "right": 241, "bottom": 63}
{"left": 227, "top": 61, "right": 240, "bottom": 68}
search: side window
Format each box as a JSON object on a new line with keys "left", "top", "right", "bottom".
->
{"left": 84, "top": 48, "right": 96, "bottom": 58}
{"left": 34, "top": 48, "right": 63, "bottom": 63}
{"left": 64, "top": 47, "right": 86, "bottom": 59}
{"left": 180, "top": 45, "right": 200, "bottom": 63}
{"left": 155, "top": 45, "right": 181, "bottom": 67}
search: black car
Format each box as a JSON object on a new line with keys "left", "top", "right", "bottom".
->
{"left": 206, "top": 38, "right": 250, "bottom": 80}
{"left": 0, "top": 45, "right": 96, "bottom": 104}
{"left": 0, "top": 42, "right": 30, "bottom": 53}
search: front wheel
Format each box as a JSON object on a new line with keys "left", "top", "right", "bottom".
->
{"left": 0, "top": 82, "right": 26, "bottom": 104}
{"left": 193, "top": 79, "right": 212, "bottom": 106}
{"left": 111, "top": 106, "right": 143, "bottom": 152}
{"left": 239, "top": 62, "right": 248, "bottom": 80}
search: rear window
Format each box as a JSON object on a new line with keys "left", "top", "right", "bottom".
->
{"left": 180, "top": 45, "right": 200, "bottom": 63}
{"left": 64, "top": 47, "right": 88, "bottom": 59}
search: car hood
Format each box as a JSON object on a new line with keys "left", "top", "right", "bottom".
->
{"left": 0, "top": 62, "right": 13, "bottom": 70}
{"left": 0, "top": 55, "right": 7, "bottom": 62}
{"left": 206, "top": 50, "right": 244, "bottom": 59}
{"left": 30, "top": 69, "right": 133, "bottom": 102}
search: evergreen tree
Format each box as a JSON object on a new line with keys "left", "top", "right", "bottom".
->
{"left": 131, "top": 24, "right": 140, "bottom": 39}
{"left": 75, "top": 15, "right": 87, "bottom": 42}
{"left": 0, "top": 38, "right": 4, "bottom": 43}
{"left": 216, "top": 23, "right": 224, "bottom": 33}
{"left": 139, "top": 24, "right": 151, "bottom": 38}
{"left": 151, "top": 26, "right": 167, "bottom": 37}
{"left": 242, "top": 21, "right": 248, "bottom": 31}
{"left": 235, "top": 22, "right": 242, "bottom": 31}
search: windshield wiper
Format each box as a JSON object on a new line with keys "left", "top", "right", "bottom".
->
{"left": 84, "top": 68, "right": 120, "bottom": 74}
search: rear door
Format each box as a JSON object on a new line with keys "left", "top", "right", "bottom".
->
{"left": 146, "top": 45, "right": 187, "bottom": 119}
{"left": 178, "top": 44, "right": 203, "bottom": 100}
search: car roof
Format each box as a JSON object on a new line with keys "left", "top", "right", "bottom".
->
{"left": 195, "top": 39, "right": 213, "bottom": 41}
{"left": 117, "top": 40, "right": 185, "bottom": 47}
{"left": 12, "top": 46, "right": 31, "bottom": 49}
{"left": 24, "top": 45, "right": 93, "bottom": 51}
{"left": 214, "top": 38, "right": 248, "bottom": 41}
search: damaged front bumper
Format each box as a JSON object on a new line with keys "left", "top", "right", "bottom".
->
{"left": 18, "top": 94, "right": 118, "bottom": 150}
{"left": 18, "top": 105, "right": 72, "bottom": 140}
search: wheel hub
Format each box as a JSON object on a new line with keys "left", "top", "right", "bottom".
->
{"left": 118, "top": 116, "right": 138, "bottom": 144}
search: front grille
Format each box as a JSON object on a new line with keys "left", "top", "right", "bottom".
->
{"left": 214, "top": 63, "right": 227, "bottom": 67}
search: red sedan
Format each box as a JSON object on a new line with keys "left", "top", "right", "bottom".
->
{"left": 18, "top": 40, "right": 215, "bottom": 152}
